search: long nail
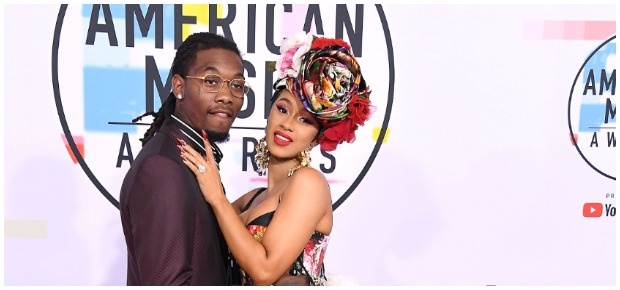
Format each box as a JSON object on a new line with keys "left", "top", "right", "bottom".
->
{"left": 177, "top": 144, "right": 184, "bottom": 152}
{"left": 202, "top": 130, "right": 208, "bottom": 141}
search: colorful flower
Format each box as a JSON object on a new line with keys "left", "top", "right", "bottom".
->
{"left": 274, "top": 32, "right": 374, "bottom": 151}
{"left": 275, "top": 31, "right": 313, "bottom": 78}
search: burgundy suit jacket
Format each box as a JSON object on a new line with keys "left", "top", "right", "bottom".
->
{"left": 119, "top": 117, "right": 230, "bottom": 285}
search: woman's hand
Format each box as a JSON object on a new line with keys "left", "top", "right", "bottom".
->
{"left": 177, "top": 130, "right": 226, "bottom": 204}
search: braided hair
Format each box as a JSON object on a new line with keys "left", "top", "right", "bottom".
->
{"left": 132, "top": 32, "right": 242, "bottom": 146}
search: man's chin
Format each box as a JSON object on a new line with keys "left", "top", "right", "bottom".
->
{"left": 206, "top": 130, "right": 230, "bottom": 143}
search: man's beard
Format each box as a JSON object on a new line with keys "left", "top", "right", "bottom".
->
{"left": 205, "top": 130, "right": 230, "bottom": 143}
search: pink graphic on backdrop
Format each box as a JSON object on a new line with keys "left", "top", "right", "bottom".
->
{"left": 543, "top": 21, "right": 564, "bottom": 39}
{"left": 582, "top": 21, "right": 615, "bottom": 39}
{"left": 570, "top": 133, "right": 579, "bottom": 146}
{"left": 523, "top": 20, "right": 615, "bottom": 40}
{"left": 563, "top": 21, "right": 587, "bottom": 39}
{"left": 281, "top": 5, "right": 317, "bottom": 39}
{"left": 250, "top": 177, "right": 343, "bottom": 184}
{"left": 61, "top": 134, "right": 84, "bottom": 164}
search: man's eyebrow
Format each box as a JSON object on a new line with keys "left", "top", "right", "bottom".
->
{"left": 194, "top": 65, "right": 219, "bottom": 74}
{"left": 194, "top": 66, "right": 245, "bottom": 78}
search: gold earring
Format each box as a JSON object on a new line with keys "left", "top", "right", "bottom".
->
{"left": 254, "top": 136, "right": 269, "bottom": 176}
{"left": 288, "top": 146, "right": 313, "bottom": 177}
{"left": 299, "top": 146, "right": 312, "bottom": 167}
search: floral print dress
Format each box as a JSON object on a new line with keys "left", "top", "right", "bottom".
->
{"left": 235, "top": 188, "right": 330, "bottom": 286}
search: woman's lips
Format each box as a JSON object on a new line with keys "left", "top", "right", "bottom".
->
{"left": 273, "top": 130, "right": 292, "bottom": 146}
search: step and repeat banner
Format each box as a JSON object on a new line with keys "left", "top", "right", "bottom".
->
{"left": 3, "top": 3, "right": 616, "bottom": 286}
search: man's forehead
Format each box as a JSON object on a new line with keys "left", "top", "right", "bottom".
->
{"left": 191, "top": 49, "right": 243, "bottom": 75}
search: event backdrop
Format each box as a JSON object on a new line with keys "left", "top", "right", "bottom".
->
{"left": 3, "top": 3, "right": 617, "bottom": 286}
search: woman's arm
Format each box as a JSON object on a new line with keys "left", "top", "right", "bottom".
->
{"left": 178, "top": 136, "right": 331, "bottom": 285}
{"left": 210, "top": 169, "right": 330, "bottom": 285}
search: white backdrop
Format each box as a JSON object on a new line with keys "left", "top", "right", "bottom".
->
{"left": 3, "top": 3, "right": 618, "bottom": 286}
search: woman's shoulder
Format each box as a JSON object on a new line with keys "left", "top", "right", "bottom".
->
{"left": 289, "top": 166, "right": 328, "bottom": 186}
{"left": 284, "top": 167, "right": 330, "bottom": 199}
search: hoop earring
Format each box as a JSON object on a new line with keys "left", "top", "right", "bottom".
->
{"left": 255, "top": 136, "right": 269, "bottom": 176}
{"left": 288, "top": 146, "right": 313, "bottom": 177}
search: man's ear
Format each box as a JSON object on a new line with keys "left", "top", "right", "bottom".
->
{"left": 172, "top": 74, "right": 184, "bottom": 97}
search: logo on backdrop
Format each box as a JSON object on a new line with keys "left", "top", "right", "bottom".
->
{"left": 52, "top": 4, "right": 394, "bottom": 209}
{"left": 582, "top": 201, "right": 616, "bottom": 218}
{"left": 582, "top": 202, "right": 603, "bottom": 217}
{"left": 568, "top": 35, "right": 616, "bottom": 180}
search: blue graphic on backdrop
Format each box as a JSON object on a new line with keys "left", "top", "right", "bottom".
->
{"left": 579, "top": 42, "right": 616, "bottom": 133}
{"left": 82, "top": 4, "right": 175, "bottom": 133}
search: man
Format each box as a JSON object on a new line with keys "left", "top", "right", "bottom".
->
{"left": 119, "top": 32, "right": 247, "bottom": 285}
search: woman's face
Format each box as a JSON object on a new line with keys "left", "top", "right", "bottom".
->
{"left": 265, "top": 89, "right": 320, "bottom": 160}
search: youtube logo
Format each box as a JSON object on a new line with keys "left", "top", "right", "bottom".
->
{"left": 583, "top": 203, "right": 603, "bottom": 217}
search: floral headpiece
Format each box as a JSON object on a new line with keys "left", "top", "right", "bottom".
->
{"left": 273, "top": 32, "right": 374, "bottom": 152}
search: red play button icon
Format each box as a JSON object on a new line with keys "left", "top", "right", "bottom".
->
{"left": 583, "top": 203, "right": 603, "bottom": 217}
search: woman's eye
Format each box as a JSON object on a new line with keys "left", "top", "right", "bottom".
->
{"left": 300, "top": 117, "right": 314, "bottom": 125}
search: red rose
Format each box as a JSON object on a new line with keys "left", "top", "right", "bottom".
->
{"left": 318, "top": 137, "right": 338, "bottom": 152}
{"left": 311, "top": 37, "right": 351, "bottom": 50}
{"left": 318, "top": 119, "right": 359, "bottom": 151}
{"left": 347, "top": 95, "right": 371, "bottom": 125}
{"left": 326, "top": 119, "right": 356, "bottom": 142}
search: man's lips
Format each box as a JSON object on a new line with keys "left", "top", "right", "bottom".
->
{"left": 208, "top": 109, "right": 232, "bottom": 118}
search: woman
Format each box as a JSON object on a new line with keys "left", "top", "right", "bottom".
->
{"left": 178, "top": 32, "right": 373, "bottom": 286}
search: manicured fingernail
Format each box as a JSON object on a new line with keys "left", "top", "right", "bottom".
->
{"left": 202, "top": 130, "right": 208, "bottom": 141}
{"left": 177, "top": 144, "right": 184, "bottom": 152}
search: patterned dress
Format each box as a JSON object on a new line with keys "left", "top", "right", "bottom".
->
{"left": 236, "top": 188, "right": 330, "bottom": 286}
